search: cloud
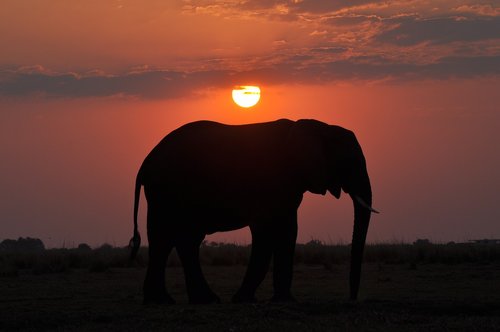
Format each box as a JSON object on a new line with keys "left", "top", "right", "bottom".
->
{"left": 273, "top": 39, "right": 288, "bottom": 46}
{"left": 2, "top": 55, "right": 499, "bottom": 99}
{"left": 0, "top": 67, "right": 228, "bottom": 99}
{"left": 1, "top": 1, "right": 498, "bottom": 102}
{"left": 292, "top": 0, "right": 377, "bottom": 14}
{"left": 310, "top": 47, "right": 348, "bottom": 54}
{"left": 424, "top": 55, "right": 500, "bottom": 78}
{"left": 453, "top": 4, "right": 500, "bottom": 17}
{"left": 323, "top": 14, "right": 381, "bottom": 26}
{"left": 182, "top": 0, "right": 389, "bottom": 21}
{"left": 376, "top": 17, "right": 500, "bottom": 45}
{"left": 317, "top": 55, "right": 500, "bottom": 81}
{"left": 309, "top": 30, "right": 328, "bottom": 36}
{"left": 232, "top": 0, "right": 376, "bottom": 14}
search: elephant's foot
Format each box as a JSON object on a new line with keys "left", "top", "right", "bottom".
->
{"left": 270, "top": 292, "right": 296, "bottom": 303}
{"left": 188, "top": 292, "right": 221, "bottom": 305}
{"left": 231, "top": 291, "right": 257, "bottom": 304}
{"left": 143, "top": 292, "right": 176, "bottom": 305}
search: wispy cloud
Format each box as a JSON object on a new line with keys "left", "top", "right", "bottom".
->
{"left": 453, "top": 4, "right": 500, "bottom": 17}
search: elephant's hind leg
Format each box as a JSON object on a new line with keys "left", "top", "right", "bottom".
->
{"left": 143, "top": 204, "right": 175, "bottom": 305}
{"left": 177, "top": 235, "right": 220, "bottom": 304}
{"left": 143, "top": 241, "right": 175, "bottom": 304}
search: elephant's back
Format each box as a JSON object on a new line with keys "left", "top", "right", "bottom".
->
{"left": 139, "top": 119, "right": 295, "bottom": 187}
{"left": 163, "top": 119, "right": 294, "bottom": 143}
{"left": 147, "top": 119, "right": 294, "bottom": 158}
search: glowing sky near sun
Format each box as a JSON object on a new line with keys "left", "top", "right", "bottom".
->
{"left": 0, "top": 0, "right": 499, "bottom": 247}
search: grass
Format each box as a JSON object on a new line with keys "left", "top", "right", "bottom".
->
{"left": 2, "top": 241, "right": 500, "bottom": 331}
{"left": 0, "top": 241, "right": 500, "bottom": 332}
{"left": 1, "top": 262, "right": 500, "bottom": 331}
{"left": 2, "top": 241, "right": 500, "bottom": 277}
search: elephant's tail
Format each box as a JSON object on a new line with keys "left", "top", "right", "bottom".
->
{"left": 129, "top": 170, "right": 142, "bottom": 261}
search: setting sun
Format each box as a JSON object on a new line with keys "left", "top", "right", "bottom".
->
{"left": 232, "top": 86, "right": 261, "bottom": 108}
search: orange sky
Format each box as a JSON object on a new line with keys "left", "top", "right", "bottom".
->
{"left": 1, "top": 1, "right": 499, "bottom": 247}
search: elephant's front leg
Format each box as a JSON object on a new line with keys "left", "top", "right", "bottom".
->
{"left": 271, "top": 214, "right": 298, "bottom": 302}
{"left": 232, "top": 226, "right": 273, "bottom": 303}
{"left": 176, "top": 234, "right": 220, "bottom": 304}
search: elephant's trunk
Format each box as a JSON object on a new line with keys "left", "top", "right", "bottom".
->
{"left": 349, "top": 183, "right": 373, "bottom": 301}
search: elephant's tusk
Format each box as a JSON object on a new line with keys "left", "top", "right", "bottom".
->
{"left": 354, "top": 195, "right": 380, "bottom": 214}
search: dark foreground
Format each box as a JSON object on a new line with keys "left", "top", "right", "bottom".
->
{"left": 1, "top": 263, "right": 499, "bottom": 331}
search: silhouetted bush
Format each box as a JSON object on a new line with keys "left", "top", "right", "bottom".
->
{"left": 0, "top": 237, "right": 45, "bottom": 252}
{"left": 96, "top": 243, "right": 113, "bottom": 252}
{"left": 0, "top": 243, "right": 132, "bottom": 276}
{"left": 86, "top": 244, "right": 130, "bottom": 272}
{"left": 77, "top": 243, "right": 92, "bottom": 251}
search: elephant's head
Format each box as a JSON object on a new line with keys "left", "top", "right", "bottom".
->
{"left": 290, "top": 119, "right": 378, "bottom": 300}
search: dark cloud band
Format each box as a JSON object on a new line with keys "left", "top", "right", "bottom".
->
{"left": 1, "top": 55, "right": 499, "bottom": 99}
{"left": 376, "top": 17, "right": 500, "bottom": 46}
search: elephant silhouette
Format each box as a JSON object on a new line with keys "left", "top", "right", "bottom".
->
{"left": 129, "top": 119, "right": 377, "bottom": 304}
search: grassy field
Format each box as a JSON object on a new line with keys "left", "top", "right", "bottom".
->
{"left": 1, "top": 243, "right": 500, "bottom": 331}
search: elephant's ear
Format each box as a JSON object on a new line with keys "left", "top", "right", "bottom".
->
{"left": 288, "top": 120, "right": 329, "bottom": 195}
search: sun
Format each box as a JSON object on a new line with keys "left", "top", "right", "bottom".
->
{"left": 232, "top": 86, "right": 261, "bottom": 108}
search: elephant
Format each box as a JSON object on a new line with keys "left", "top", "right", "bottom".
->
{"left": 129, "top": 119, "right": 378, "bottom": 304}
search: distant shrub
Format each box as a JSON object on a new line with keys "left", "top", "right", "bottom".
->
{"left": 0, "top": 237, "right": 45, "bottom": 252}
{"left": 77, "top": 243, "right": 92, "bottom": 251}
{"left": 294, "top": 240, "right": 349, "bottom": 266}
{"left": 87, "top": 244, "right": 129, "bottom": 272}
{"left": 0, "top": 243, "right": 135, "bottom": 276}
{"left": 96, "top": 243, "right": 113, "bottom": 252}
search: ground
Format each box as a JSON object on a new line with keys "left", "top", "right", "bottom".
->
{"left": 1, "top": 263, "right": 499, "bottom": 331}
